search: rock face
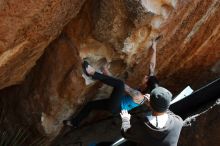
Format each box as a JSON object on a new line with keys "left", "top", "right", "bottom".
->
{"left": 0, "top": 0, "right": 86, "bottom": 89}
{"left": 0, "top": 0, "right": 219, "bottom": 144}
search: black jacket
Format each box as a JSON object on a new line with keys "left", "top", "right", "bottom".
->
{"left": 122, "top": 111, "right": 183, "bottom": 146}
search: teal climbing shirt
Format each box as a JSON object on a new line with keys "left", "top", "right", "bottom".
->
{"left": 121, "top": 95, "right": 140, "bottom": 111}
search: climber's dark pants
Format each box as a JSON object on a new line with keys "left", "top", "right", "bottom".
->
{"left": 71, "top": 72, "right": 125, "bottom": 126}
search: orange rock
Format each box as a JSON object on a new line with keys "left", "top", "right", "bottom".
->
{"left": 0, "top": 0, "right": 86, "bottom": 89}
{"left": 0, "top": 0, "right": 219, "bottom": 142}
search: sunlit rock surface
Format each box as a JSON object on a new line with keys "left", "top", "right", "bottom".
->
{"left": 0, "top": 0, "right": 86, "bottom": 89}
{"left": 0, "top": 0, "right": 219, "bottom": 143}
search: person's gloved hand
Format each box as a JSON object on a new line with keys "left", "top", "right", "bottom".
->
{"left": 120, "top": 110, "right": 131, "bottom": 122}
{"left": 120, "top": 110, "right": 131, "bottom": 132}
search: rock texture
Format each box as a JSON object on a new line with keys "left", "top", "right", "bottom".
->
{"left": 0, "top": 0, "right": 86, "bottom": 89}
{"left": 0, "top": 0, "right": 219, "bottom": 144}
{"left": 157, "top": 0, "right": 220, "bottom": 92}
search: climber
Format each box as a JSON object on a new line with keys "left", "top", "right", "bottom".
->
{"left": 63, "top": 60, "right": 149, "bottom": 128}
{"left": 120, "top": 87, "right": 183, "bottom": 146}
{"left": 63, "top": 38, "right": 159, "bottom": 128}
{"left": 138, "top": 36, "right": 159, "bottom": 94}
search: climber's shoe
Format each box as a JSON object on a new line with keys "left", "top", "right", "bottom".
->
{"left": 82, "top": 60, "right": 91, "bottom": 77}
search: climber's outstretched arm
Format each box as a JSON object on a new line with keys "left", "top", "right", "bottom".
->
{"left": 149, "top": 40, "right": 157, "bottom": 76}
